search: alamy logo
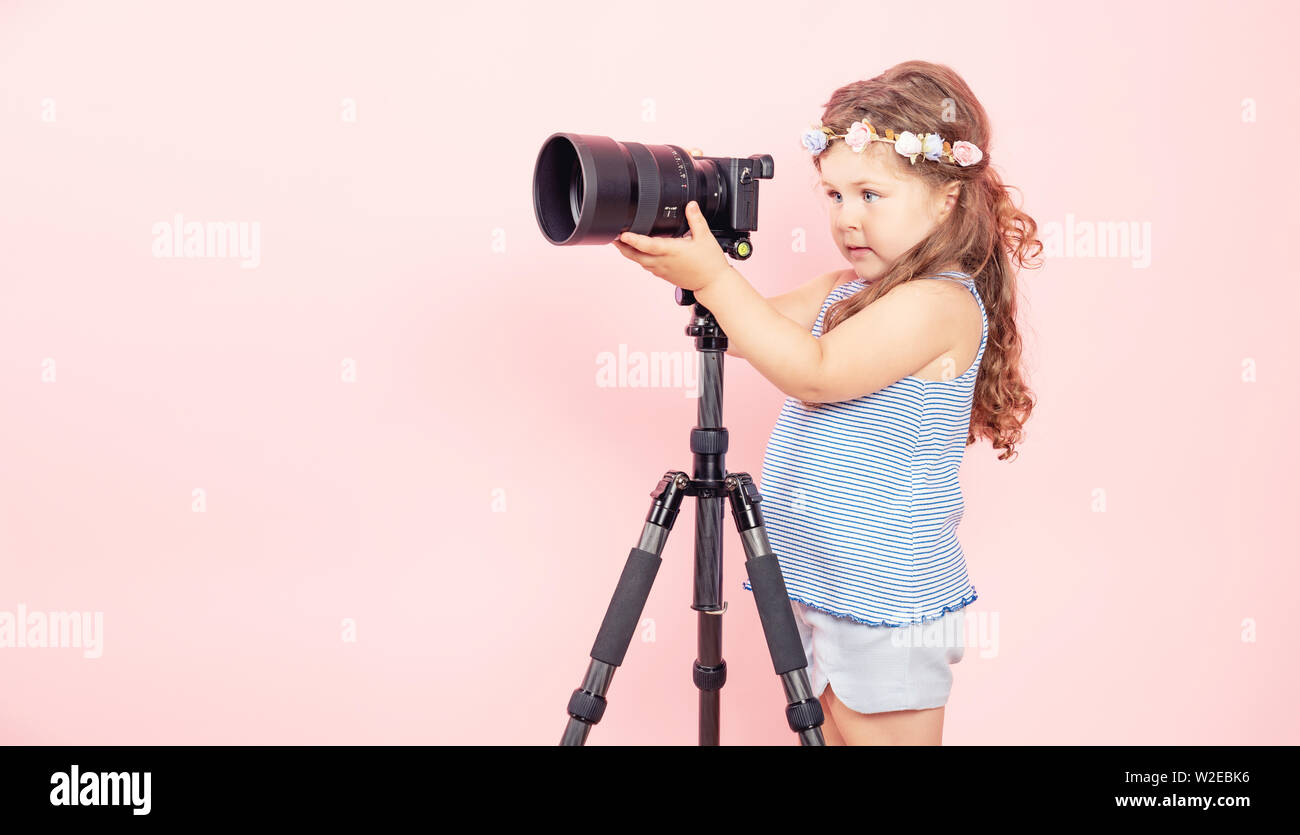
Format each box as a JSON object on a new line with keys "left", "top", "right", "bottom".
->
{"left": 890, "top": 610, "right": 1000, "bottom": 658}
{"left": 595, "top": 344, "right": 700, "bottom": 398}
{"left": 1041, "top": 213, "right": 1152, "bottom": 268}
{"left": 0, "top": 604, "right": 103, "bottom": 658}
{"left": 50, "top": 765, "right": 151, "bottom": 815}
{"left": 151, "top": 213, "right": 261, "bottom": 268}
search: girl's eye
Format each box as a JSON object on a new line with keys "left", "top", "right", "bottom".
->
{"left": 826, "top": 190, "right": 879, "bottom": 204}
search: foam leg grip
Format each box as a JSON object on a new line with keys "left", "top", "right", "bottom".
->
{"left": 590, "top": 547, "right": 662, "bottom": 666}
{"left": 745, "top": 553, "right": 806, "bottom": 675}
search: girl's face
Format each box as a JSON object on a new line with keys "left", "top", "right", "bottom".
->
{"left": 818, "top": 141, "right": 960, "bottom": 281}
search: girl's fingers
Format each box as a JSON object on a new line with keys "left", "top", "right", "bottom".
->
{"left": 613, "top": 240, "right": 648, "bottom": 265}
{"left": 620, "top": 231, "right": 664, "bottom": 255}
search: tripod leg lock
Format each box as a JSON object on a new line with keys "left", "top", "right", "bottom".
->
{"left": 786, "top": 698, "right": 825, "bottom": 734}
{"left": 566, "top": 689, "right": 608, "bottom": 726}
{"left": 692, "top": 660, "right": 727, "bottom": 692}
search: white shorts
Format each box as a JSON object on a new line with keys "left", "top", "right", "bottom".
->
{"left": 792, "top": 598, "right": 966, "bottom": 714}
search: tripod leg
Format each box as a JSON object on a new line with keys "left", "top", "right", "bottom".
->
{"left": 561, "top": 471, "right": 689, "bottom": 745}
{"left": 725, "top": 472, "right": 826, "bottom": 745}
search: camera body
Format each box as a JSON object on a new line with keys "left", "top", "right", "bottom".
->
{"left": 693, "top": 151, "right": 774, "bottom": 259}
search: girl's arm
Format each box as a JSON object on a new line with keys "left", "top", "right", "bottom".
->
{"left": 694, "top": 267, "right": 824, "bottom": 401}
{"left": 614, "top": 203, "right": 953, "bottom": 401}
{"left": 697, "top": 269, "right": 961, "bottom": 404}
{"left": 726, "top": 269, "right": 841, "bottom": 360}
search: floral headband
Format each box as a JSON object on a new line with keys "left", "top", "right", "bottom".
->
{"left": 801, "top": 119, "right": 984, "bottom": 167}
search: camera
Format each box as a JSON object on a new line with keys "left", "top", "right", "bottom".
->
{"left": 532, "top": 132, "right": 774, "bottom": 260}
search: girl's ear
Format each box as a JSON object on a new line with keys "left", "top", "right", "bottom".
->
{"left": 937, "top": 180, "right": 962, "bottom": 221}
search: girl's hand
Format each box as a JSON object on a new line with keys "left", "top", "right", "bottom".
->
{"left": 611, "top": 200, "right": 732, "bottom": 293}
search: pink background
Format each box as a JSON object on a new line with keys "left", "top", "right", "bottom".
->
{"left": 2, "top": 0, "right": 1296, "bottom": 745}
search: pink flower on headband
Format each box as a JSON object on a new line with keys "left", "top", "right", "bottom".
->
{"left": 952, "top": 140, "right": 983, "bottom": 166}
{"left": 844, "top": 121, "right": 874, "bottom": 153}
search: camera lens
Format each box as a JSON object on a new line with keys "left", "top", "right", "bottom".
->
{"left": 533, "top": 132, "right": 723, "bottom": 246}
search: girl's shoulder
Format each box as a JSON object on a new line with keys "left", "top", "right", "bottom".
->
{"left": 831, "top": 269, "right": 860, "bottom": 289}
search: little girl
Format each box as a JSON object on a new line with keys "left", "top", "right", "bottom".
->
{"left": 614, "top": 60, "right": 1039, "bottom": 745}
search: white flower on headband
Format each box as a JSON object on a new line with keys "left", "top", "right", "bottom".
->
{"left": 893, "top": 131, "right": 922, "bottom": 162}
{"left": 894, "top": 132, "right": 945, "bottom": 165}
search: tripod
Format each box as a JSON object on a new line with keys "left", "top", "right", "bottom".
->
{"left": 560, "top": 288, "right": 827, "bottom": 745}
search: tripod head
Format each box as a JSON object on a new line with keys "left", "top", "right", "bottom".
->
{"left": 676, "top": 288, "right": 729, "bottom": 353}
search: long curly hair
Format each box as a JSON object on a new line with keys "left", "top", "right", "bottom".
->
{"left": 809, "top": 60, "right": 1040, "bottom": 462}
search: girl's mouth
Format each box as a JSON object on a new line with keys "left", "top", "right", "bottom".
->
{"left": 848, "top": 246, "right": 872, "bottom": 256}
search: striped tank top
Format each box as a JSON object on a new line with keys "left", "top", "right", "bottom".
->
{"left": 741, "top": 271, "right": 986, "bottom": 627}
